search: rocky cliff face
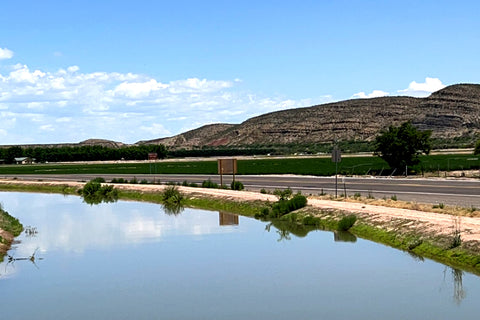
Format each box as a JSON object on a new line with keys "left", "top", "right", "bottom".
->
{"left": 142, "top": 84, "right": 480, "bottom": 149}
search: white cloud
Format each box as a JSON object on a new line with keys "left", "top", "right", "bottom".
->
{"left": 0, "top": 61, "right": 321, "bottom": 144}
{"left": 139, "top": 123, "right": 171, "bottom": 136}
{"left": 0, "top": 47, "right": 14, "bottom": 60}
{"left": 67, "top": 65, "right": 79, "bottom": 73}
{"left": 397, "top": 77, "right": 446, "bottom": 97}
{"left": 352, "top": 90, "right": 389, "bottom": 99}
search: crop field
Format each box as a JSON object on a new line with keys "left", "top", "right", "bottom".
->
{"left": 0, "top": 154, "right": 477, "bottom": 176}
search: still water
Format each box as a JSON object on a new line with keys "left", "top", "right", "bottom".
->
{"left": 1, "top": 192, "right": 480, "bottom": 319}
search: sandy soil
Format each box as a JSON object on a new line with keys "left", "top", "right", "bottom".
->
{"left": 1, "top": 178, "right": 480, "bottom": 248}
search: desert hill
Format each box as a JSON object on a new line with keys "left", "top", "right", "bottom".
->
{"left": 139, "top": 84, "right": 480, "bottom": 149}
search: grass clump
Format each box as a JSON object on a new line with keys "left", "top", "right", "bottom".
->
{"left": 433, "top": 203, "right": 445, "bottom": 209}
{"left": 337, "top": 215, "right": 357, "bottom": 231}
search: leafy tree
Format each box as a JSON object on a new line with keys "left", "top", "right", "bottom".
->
{"left": 474, "top": 139, "right": 480, "bottom": 155}
{"left": 374, "top": 121, "right": 432, "bottom": 170}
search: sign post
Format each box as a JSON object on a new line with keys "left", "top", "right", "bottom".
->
{"left": 217, "top": 158, "right": 237, "bottom": 187}
{"left": 331, "top": 147, "right": 341, "bottom": 198}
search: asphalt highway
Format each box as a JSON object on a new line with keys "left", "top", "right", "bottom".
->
{"left": 2, "top": 173, "right": 479, "bottom": 207}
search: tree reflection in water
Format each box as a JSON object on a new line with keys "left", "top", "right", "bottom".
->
{"left": 442, "top": 266, "right": 466, "bottom": 305}
{"left": 162, "top": 203, "right": 184, "bottom": 216}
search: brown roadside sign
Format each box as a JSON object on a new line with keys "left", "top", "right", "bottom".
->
{"left": 218, "top": 158, "right": 237, "bottom": 174}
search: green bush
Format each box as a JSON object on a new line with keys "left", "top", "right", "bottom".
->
{"left": 80, "top": 179, "right": 118, "bottom": 204}
{"left": 202, "top": 179, "right": 219, "bottom": 189}
{"left": 231, "top": 181, "right": 244, "bottom": 191}
{"left": 91, "top": 177, "right": 106, "bottom": 183}
{"left": 337, "top": 215, "right": 357, "bottom": 231}
{"left": 161, "top": 185, "right": 184, "bottom": 205}
{"left": 81, "top": 181, "right": 101, "bottom": 196}
{"left": 271, "top": 193, "right": 308, "bottom": 218}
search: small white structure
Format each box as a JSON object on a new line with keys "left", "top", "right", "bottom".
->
{"left": 14, "top": 157, "right": 35, "bottom": 164}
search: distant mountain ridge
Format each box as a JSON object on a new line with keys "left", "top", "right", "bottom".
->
{"left": 3, "top": 84, "right": 479, "bottom": 150}
{"left": 139, "top": 84, "right": 480, "bottom": 149}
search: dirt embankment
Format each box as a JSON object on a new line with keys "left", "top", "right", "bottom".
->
{"left": 1, "top": 178, "right": 480, "bottom": 254}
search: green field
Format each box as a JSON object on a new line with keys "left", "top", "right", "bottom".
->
{"left": 0, "top": 154, "right": 478, "bottom": 176}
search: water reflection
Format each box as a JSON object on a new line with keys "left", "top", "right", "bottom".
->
{"left": 442, "top": 267, "right": 466, "bottom": 305}
{"left": 333, "top": 230, "right": 357, "bottom": 243}
{"left": 162, "top": 203, "right": 184, "bottom": 215}
{"left": 219, "top": 212, "right": 239, "bottom": 226}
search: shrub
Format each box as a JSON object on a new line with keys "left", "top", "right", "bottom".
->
{"left": 80, "top": 180, "right": 118, "bottom": 204}
{"left": 231, "top": 181, "right": 244, "bottom": 191}
{"left": 140, "top": 179, "right": 149, "bottom": 184}
{"left": 130, "top": 177, "right": 138, "bottom": 184}
{"left": 202, "top": 179, "right": 219, "bottom": 189}
{"left": 91, "top": 177, "right": 106, "bottom": 183}
{"left": 391, "top": 195, "right": 397, "bottom": 201}
{"left": 273, "top": 188, "right": 293, "bottom": 200}
{"left": 260, "top": 188, "right": 268, "bottom": 194}
{"left": 337, "top": 215, "right": 357, "bottom": 231}
{"left": 271, "top": 193, "right": 307, "bottom": 218}
{"left": 161, "top": 185, "right": 184, "bottom": 205}
{"left": 81, "top": 181, "right": 101, "bottom": 197}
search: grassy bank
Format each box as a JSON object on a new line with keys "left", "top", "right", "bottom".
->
{"left": 1, "top": 181, "right": 480, "bottom": 274}
{"left": 0, "top": 205, "right": 24, "bottom": 262}
{"left": 0, "top": 153, "right": 478, "bottom": 176}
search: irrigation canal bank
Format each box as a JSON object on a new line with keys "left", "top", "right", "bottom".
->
{"left": 2, "top": 173, "right": 480, "bottom": 207}
{"left": 1, "top": 178, "right": 480, "bottom": 273}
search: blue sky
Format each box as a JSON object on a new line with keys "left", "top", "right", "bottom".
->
{"left": 0, "top": 0, "right": 479, "bottom": 144}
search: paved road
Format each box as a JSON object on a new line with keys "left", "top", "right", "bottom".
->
{"left": 2, "top": 173, "right": 479, "bottom": 207}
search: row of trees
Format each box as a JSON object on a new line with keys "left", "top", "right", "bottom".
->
{"left": 0, "top": 144, "right": 167, "bottom": 164}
